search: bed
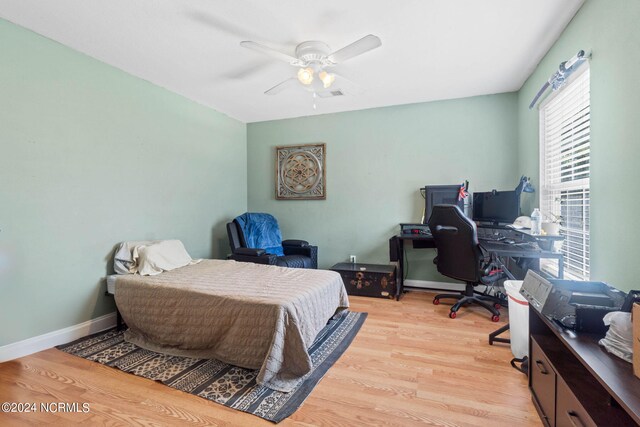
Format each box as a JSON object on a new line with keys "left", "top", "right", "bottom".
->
{"left": 112, "top": 258, "right": 349, "bottom": 392}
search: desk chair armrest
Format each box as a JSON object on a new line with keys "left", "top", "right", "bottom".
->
{"left": 282, "top": 239, "right": 309, "bottom": 247}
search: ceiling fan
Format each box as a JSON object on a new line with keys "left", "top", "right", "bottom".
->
{"left": 240, "top": 34, "right": 382, "bottom": 96}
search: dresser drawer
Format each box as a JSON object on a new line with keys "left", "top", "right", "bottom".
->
{"left": 556, "top": 376, "right": 596, "bottom": 427}
{"left": 531, "top": 337, "right": 557, "bottom": 427}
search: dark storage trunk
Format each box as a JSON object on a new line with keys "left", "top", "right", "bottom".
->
{"left": 331, "top": 263, "right": 396, "bottom": 299}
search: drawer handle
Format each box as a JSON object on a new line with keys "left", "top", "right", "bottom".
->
{"left": 567, "top": 411, "right": 585, "bottom": 427}
{"left": 535, "top": 360, "right": 549, "bottom": 375}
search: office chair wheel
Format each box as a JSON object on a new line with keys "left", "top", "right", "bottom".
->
{"left": 449, "top": 311, "right": 457, "bottom": 319}
{"left": 491, "top": 314, "right": 500, "bottom": 322}
{"left": 433, "top": 298, "right": 440, "bottom": 305}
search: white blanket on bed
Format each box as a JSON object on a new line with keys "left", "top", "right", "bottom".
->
{"left": 114, "top": 240, "right": 200, "bottom": 275}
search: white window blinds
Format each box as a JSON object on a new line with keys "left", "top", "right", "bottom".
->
{"left": 540, "top": 67, "right": 590, "bottom": 280}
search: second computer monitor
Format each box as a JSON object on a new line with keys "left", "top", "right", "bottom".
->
{"left": 423, "top": 185, "right": 464, "bottom": 224}
{"left": 472, "top": 190, "right": 520, "bottom": 225}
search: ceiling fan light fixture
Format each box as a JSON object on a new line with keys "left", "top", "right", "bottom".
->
{"left": 319, "top": 71, "right": 335, "bottom": 88}
{"left": 241, "top": 35, "right": 381, "bottom": 96}
{"left": 297, "top": 67, "right": 314, "bottom": 85}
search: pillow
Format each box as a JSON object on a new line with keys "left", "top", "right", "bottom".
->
{"left": 113, "top": 240, "right": 160, "bottom": 274}
{"left": 135, "top": 240, "right": 195, "bottom": 276}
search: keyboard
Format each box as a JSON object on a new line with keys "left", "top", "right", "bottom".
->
{"left": 477, "top": 226, "right": 532, "bottom": 243}
{"left": 480, "top": 240, "right": 541, "bottom": 253}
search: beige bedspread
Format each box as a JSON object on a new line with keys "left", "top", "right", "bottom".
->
{"left": 114, "top": 259, "right": 349, "bottom": 392}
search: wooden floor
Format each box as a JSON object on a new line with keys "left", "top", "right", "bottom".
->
{"left": 0, "top": 291, "right": 540, "bottom": 426}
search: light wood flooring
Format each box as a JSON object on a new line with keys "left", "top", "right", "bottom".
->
{"left": 0, "top": 291, "right": 540, "bottom": 426}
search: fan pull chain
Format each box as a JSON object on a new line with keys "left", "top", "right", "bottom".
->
{"left": 312, "top": 92, "right": 317, "bottom": 110}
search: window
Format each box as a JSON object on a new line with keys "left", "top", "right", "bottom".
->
{"left": 539, "top": 67, "right": 590, "bottom": 280}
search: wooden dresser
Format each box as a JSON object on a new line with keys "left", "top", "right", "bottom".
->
{"left": 529, "top": 306, "right": 640, "bottom": 426}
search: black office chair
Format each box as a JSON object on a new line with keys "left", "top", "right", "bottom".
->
{"left": 428, "top": 204, "right": 504, "bottom": 321}
{"left": 226, "top": 214, "right": 318, "bottom": 269}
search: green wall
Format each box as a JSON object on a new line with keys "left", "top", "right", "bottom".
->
{"left": 247, "top": 94, "right": 520, "bottom": 280}
{"left": 517, "top": 0, "right": 640, "bottom": 292}
{"left": 0, "top": 19, "right": 247, "bottom": 346}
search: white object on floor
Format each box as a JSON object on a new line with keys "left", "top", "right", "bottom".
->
{"left": 505, "top": 280, "right": 528, "bottom": 359}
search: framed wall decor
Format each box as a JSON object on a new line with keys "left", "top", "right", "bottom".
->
{"left": 276, "top": 143, "right": 326, "bottom": 200}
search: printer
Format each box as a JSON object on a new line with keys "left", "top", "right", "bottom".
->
{"left": 520, "top": 270, "right": 626, "bottom": 334}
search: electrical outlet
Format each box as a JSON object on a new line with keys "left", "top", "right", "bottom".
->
{"left": 349, "top": 255, "right": 356, "bottom": 263}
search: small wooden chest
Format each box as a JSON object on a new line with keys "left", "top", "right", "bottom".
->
{"left": 331, "top": 263, "right": 397, "bottom": 299}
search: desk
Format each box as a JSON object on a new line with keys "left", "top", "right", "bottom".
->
{"left": 480, "top": 241, "right": 564, "bottom": 279}
{"left": 389, "top": 229, "right": 564, "bottom": 299}
{"left": 389, "top": 234, "right": 436, "bottom": 300}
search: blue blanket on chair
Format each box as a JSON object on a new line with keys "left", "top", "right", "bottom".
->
{"left": 234, "top": 212, "right": 284, "bottom": 256}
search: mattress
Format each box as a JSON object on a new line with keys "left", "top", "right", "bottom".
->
{"left": 114, "top": 259, "right": 349, "bottom": 392}
{"left": 106, "top": 275, "right": 118, "bottom": 295}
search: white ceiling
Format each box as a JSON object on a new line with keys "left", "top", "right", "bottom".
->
{"left": 0, "top": 0, "right": 584, "bottom": 123}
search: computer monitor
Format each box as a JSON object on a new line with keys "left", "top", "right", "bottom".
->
{"left": 422, "top": 185, "right": 464, "bottom": 224}
{"left": 472, "top": 190, "right": 520, "bottom": 225}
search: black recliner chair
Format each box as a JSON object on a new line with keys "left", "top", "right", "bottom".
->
{"left": 428, "top": 204, "right": 504, "bottom": 321}
{"left": 226, "top": 216, "right": 318, "bottom": 269}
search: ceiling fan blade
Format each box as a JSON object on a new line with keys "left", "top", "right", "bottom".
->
{"left": 240, "top": 41, "right": 302, "bottom": 66}
{"left": 188, "top": 10, "right": 258, "bottom": 40}
{"left": 265, "top": 78, "right": 298, "bottom": 95}
{"left": 331, "top": 73, "right": 363, "bottom": 95}
{"left": 221, "top": 60, "right": 274, "bottom": 80}
{"left": 327, "top": 34, "right": 382, "bottom": 64}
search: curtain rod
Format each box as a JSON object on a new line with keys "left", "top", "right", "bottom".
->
{"left": 529, "top": 49, "right": 591, "bottom": 110}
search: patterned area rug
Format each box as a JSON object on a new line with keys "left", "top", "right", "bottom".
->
{"left": 57, "top": 311, "right": 366, "bottom": 423}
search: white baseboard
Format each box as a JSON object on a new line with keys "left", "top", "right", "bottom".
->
{"left": 0, "top": 312, "right": 117, "bottom": 363}
{"left": 404, "top": 279, "right": 465, "bottom": 291}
